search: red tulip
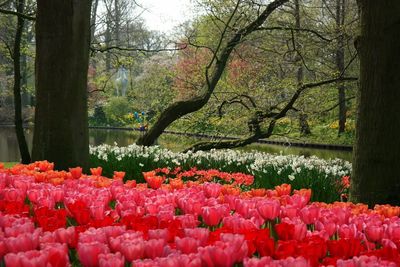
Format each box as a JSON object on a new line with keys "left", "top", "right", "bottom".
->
{"left": 275, "top": 222, "right": 295, "bottom": 241}
{"left": 274, "top": 240, "right": 298, "bottom": 259}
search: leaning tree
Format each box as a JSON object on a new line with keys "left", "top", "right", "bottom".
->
{"left": 350, "top": 1, "right": 400, "bottom": 206}
{"left": 136, "top": 0, "right": 290, "bottom": 146}
{"left": 32, "top": 0, "right": 92, "bottom": 170}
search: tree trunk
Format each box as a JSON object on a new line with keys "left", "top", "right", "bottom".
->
{"left": 105, "top": 10, "right": 112, "bottom": 71}
{"left": 294, "top": 0, "right": 311, "bottom": 136}
{"left": 32, "top": 0, "right": 91, "bottom": 171}
{"left": 90, "top": 0, "right": 99, "bottom": 43}
{"left": 114, "top": 0, "right": 120, "bottom": 46}
{"left": 350, "top": 1, "right": 400, "bottom": 206}
{"left": 337, "top": 0, "right": 346, "bottom": 134}
{"left": 13, "top": 0, "right": 31, "bottom": 164}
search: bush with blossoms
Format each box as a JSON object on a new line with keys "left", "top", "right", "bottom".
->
{"left": 0, "top": 161, "right": 399, "bottom": 267}
{"left": 89, "top": 144, "right": 352, "bottom": 203}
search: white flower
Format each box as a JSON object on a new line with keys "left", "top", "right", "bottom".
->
{"left": 288, "top": 175, "right": 295, "bottom": 181}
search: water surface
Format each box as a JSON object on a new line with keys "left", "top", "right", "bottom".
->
{"left": 0, "top": 127, "right": 352, "bottom": 162}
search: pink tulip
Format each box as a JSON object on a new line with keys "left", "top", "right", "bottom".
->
{"left": 365, "top": 224, "right": 384, "bottom": 242}
{"left": 387, "top": 224, "right": 400, "bottom": 240}
{"left": 175, "top": 236, "right": 200, "bottom": 254}
{"left": 52, "top": 186, "right": 65, "bottom": 202}
{"left": 144, "top": 239, "right": 165, "bottom": 259}
{"left": 119, "top": 240, "right": 145, "bottom": 261}
{"left": 176, "top": 214, "right": 200, "bottom": 228}
{"left": 2, "top": 188, "right": 25, "bottom": 203}
{"left": 339, "top": 224, "right": 360, "bottom": 239}
{"left": 148, "top": 229, "right": 170, "bottom": 242}
{"left": 42, "top": 243, "right": 70, "bottom": 267}
{"left": 299, "top": 205, "right": 320, "bottom": 224}
{"left": 281, "top": 205, "right": 299, "bottom": 219}
{"left": 220, "top": 233, "right": 248, "bottom": 262}
{"left": 5, "top": 250, "right": 49, "bottom": 267}
{"left": 184, "top": 228, "right": 210, "bottom": 246}
{"left": 77, "top": 241, "right": 110, "bottom": 267}
{"left": 90, "top": 204, "right": 106, "bottom": 220}
{"left": 102, "top": 226, "right": 126, "bottom": 240}
{"left": 199, "top": 245, "right": 234, "bottom": 267}
{"left": 98, "top": 252, "right": 125, "bottom": 267}
{"left": 4, "top": 229, "right": 40, "bottom": 253}
{"left": 201, "top": 206, "right": 223, "bottom": 227}
{"left": 54, "top": 227, "right": 76, "bottom": 247}
{"left": 257, "top": 199, "right": 281, "bottom": 220}
{"left": 4, "top": 222, "right": 35, "bottom": 237}
{"left": 203, "top": 183, "right": 222, "bottom": 198}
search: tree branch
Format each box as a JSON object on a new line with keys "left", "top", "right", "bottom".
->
{"left": 257, "top": 26, "right": 333, "bottom": 42}
{"left": 0, "top": 8, "right": 35, "bottom": 20}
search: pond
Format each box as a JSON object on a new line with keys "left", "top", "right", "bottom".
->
{"left": 0, "top": 127, "right": 353, "bottom": 162}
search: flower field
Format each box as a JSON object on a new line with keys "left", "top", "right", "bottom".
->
{"left": 1, "top": 161, "right": 400, "bottom": 266}
{"left": 89, "top": 144, "right": 352, "bottom": 203}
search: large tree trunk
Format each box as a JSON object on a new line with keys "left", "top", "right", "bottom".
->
{"left": 350, "top": 1, "right": 400, "bottom": 206}
{"left": 32, "top": 0, "right": 91, "bottom": 170}
{"left": 13, "top": 0, "right": 31, "bottom": 163}
{"left": 336, "top": 0, "right": 346, "bottom": 134}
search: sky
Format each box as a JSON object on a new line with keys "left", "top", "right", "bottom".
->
{"left": 138, "top": 0, "right": 194, "bottom": 33}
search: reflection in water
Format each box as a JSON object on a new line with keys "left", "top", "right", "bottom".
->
{"left": 0, "top": 127, "right": 352, "bottom": 162}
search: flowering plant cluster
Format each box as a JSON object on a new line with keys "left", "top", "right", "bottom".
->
{"left": 1, "top": 161, "right": 400, "bottom": 267}
{"left": 143, "top": 167, "right": 254, "bottom": 190}
{"left": 89, "top": 144, "right": 351, "bottom": 202}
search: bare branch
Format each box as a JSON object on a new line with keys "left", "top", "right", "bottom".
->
{"left": 0, "top": 7, "right": 35, "bottom": 20}
{"left": 257, "top": 26, "right": 333, "bottom": 42}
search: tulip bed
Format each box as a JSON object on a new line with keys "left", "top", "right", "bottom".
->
{"left": 1, "top": 162, "right": 400, "bottom": 267}
{"left": 89, "top": 144, "right": 352, "bottom": 203}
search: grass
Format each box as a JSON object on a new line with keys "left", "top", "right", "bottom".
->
{"left": 3, "top": 162, "right": 17, "bottom": 168}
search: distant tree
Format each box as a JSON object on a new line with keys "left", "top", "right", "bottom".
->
{"left": 350, "top": 1, "right": 400, "bottom": 206}
{"left": 32, "top": 0, "right": 92, "bottom": 170}
{"left": 0, "top": 0, "right": 35, "bottom": 163}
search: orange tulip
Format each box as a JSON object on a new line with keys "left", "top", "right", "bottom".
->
{"left": 113, "top": 171, "right": 126, "bottom": 180}
{"left": 90, "top": 167, "right": 103, "bottom": 176}
{"left": 275, "top": 184, "right": 291, "bottom": 196}
{"left": 69, "top": 167, "right": 83, "bottom": 179}
{"left": 125, "top": 180, "right": 137, "bottom": 188}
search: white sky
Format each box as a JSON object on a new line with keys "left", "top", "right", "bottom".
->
{"left": 138, "top": 0, "right": 194, "bottom": 33}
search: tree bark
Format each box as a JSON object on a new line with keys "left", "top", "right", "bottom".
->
{"left": 13, "top": 0, "right": 31, "bottom": 163}
{"left": 350, "top": 1, "right": 400, "bottom": 206}
{"left": 137, "top": 0, "right": 289, "bottom": 146}
{"left": 336, "top": 0, "right": 346, "bottom": 134}
{"left": 32, "top": 0, "right": 91, "bottom": 170}
{"left": 90, "top": 0, "right": 99, "bottom": 43}
{"left": 294, "top": 0, "right": 311, "bottom": 136}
